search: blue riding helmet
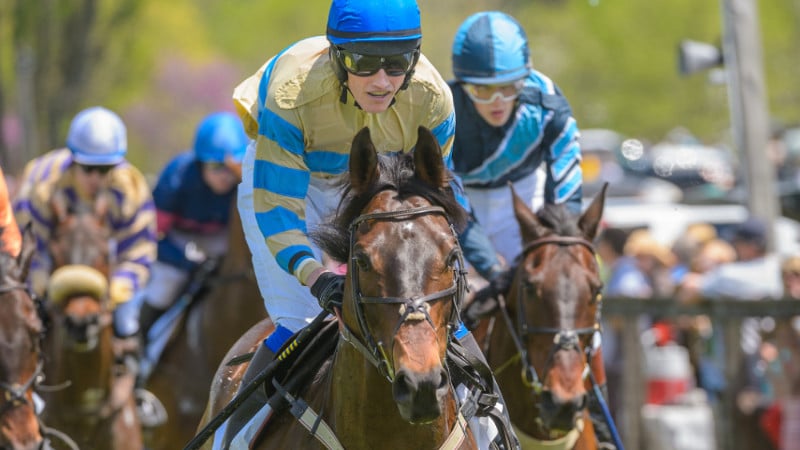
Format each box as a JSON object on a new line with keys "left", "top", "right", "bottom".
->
{"left": 67, "top": 106, "right": 127, "bottom": 166}
{"left": 193, "top": 112, "right": 248, "bottom": 164}
{"left": 326, "top": 0, "right": 421, "bottom": 55}
{"left": 452, "top": 11, "right": 531, "bottom": 85}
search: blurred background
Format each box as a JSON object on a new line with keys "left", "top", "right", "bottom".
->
{"left": 1, "top": 0, "right": 798, "bottom": 178}
{"left": 3, "top": 2, "right": 800, "bottom": 449}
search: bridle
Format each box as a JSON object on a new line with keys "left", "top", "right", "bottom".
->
{"left": 339, "top": 205, "right": 468, "bottom": 382}
{"left": 0, "top": 282, "right": 44, "bottom": 420}
{"left": 496, "top": 235, "right": 602, "bottom": 394}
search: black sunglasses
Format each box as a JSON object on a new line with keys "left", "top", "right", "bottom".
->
{"left": 336, "top": 47, "right": 419, "bottom": 77}
{"left": 77, "top": 163, "right": 116, "bottom": 175}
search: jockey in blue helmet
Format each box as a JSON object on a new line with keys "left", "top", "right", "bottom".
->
{"left": 134, "top": 112, "right": 248, "bottom": 382}
{"left": 224, "top": 1, "right": 519, "bottom": 448}
{"left": 449, "top": 11, "right": 619, "bottom": 450}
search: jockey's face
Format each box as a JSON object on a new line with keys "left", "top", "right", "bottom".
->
{"left": 74, "top": 164, "right": 114, "bottom": 197}
{"left": 202, "top": 162, "right": 239, "bottom": 194}
{"left": 471, "top": 91, "right": 516, "bottom": 127}
{"left": 347, "top": 69, "right": 405, "bottom": 114}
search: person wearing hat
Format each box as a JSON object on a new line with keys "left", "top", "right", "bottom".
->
{"left": 229, "top": 1, "right": 518, "bottom": 448}
{"left": 12, "top": 105, "right": 160, "bottom": 423}
{"left": 134, "top": 112, "right": 248, "bottom": 375}
{"left": 448, "top": 11, "right": 583, "bottom": 267}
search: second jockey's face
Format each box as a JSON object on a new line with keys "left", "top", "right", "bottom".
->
{"left": 347, "top": 70, "right": 405, "bottom": 114}
{"left": 202, "top": 162, "right": 239, "bottom": 194}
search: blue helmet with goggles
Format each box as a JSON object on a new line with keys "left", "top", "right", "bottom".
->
{"left": 327, "top": 0, "right": 422, "bottom": 90}
{"left": 67, "top": 106, "right": 127, "bottom": 166}
{"left": 193, "top": 112, "right": 248, "bottom": 164}
{"left": 452, "top": 11, "right": 531, "bottom": 85}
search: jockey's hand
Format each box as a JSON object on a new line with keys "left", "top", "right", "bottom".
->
{"left": 462, "top": 267, "right": 514, "bottom": 329}
{"left": 310, "top": 271, "right": 345, "bottom": 314}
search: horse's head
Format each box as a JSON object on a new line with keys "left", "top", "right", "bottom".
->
{"left": 313, "top": 126, "right": 468, "bottom": 424}
{"left": 0, "top": 232, "right": 46, "bottom": 449}
{"left": 508, "top": 183, "right": 606, "bottom": 433}
{"left": 46, "top": 265, "right": 111, "bottom": 352}
{"left": 47, "top": 191, "right": 111, "bottom": 276}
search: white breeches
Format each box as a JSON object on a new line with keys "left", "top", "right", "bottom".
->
{"left": 238, "top": 142, "right": 340, "bottom": 333}
{"left": 464, "top": 167, "right": 545, "bottom": 265}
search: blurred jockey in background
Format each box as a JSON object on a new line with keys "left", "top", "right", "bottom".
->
{"left": 133, "top": 111, "right": 248, "bottom": 348}
{"left": 12, "top": 105, "right": 159, "bottom": 420}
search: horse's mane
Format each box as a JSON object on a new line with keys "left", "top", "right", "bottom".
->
{"left": 535, "top": 203, "right": 583, "bottom": 238}
{"left": 311, "top": 152, "right": 467, "bottom": 263}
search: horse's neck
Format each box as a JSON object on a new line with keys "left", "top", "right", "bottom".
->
{"left": 327, "top": 342, "right": 461, "bottom": 449}
{"left": 47, "top": 326, "right": 114, "bottom": 406}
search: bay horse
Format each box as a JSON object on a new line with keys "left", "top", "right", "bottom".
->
{"left": 0, "top": 232, "right": 45, "bottom": 450}
{"left": 478, "top": 185, "right": 608, "bottom": 450}
{"left": 41, "top": 191, "right": 143, "bottom": 450}
{"left": 197, "top": 126, "right": 477, "bottom": 450}
{"left": 144, "top": 194, "right": 266, "bottom": 450}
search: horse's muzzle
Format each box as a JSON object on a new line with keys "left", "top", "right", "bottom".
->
{"left": 392, "top": 366, "right": 449, "bottom": 424}
{"left": 538, "top": 389, "right": 588, "bottom": 432}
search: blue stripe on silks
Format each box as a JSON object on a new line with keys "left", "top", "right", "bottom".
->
{"left": 116, "top": 226, "right": 156, "bottom": 254}
{"left": 259, "top": 108, "right": 305, "bottom": 156}
{"left": 114, "top": 270, "right": 141, "bottom": 291}
{"left": 305, "top": 151, "right": 349, "bottom": 175}
{"left": 255, "top": 206, "right": 306, "bottom": 239}
{"left": 550, "top": 121, "right": 579, "bottom": 179}
{"left": 275, "top": 244, "right": 314, "bottom": 274}
{"left": 257, "top": 46, "right": 292, "bottom": 120}
{"left": 431, "top": 111, "right": 456, "bottom": 149}
{"left": 555, "top": 164, "right": 582, "bottom": 202}
{"left": 253, "top": 160, "right": 310, "bottom": 199}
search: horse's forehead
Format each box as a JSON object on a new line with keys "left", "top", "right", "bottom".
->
{"left": 528, "top": 244, "right": 597, "bottom": 286}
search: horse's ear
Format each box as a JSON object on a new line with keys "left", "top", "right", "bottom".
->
{"left": 511, "top": 183, "right": 548, "bottom": 242}
{"left": 413, "top": 126, "right": 447, "bottom": 188}
{"left": 578, "top": 182, "right": 607, "bottom": 241}
{"left": 349, "top": 127, "right": 379, "bottom": 194}
{"left": 16, "top": 226, "right": 36, "bottom": 280}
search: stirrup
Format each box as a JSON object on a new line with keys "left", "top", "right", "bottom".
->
{"left": 135, "top": 388, "right": 168, "bottom": 428}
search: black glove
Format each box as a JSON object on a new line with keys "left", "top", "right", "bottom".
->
{"left": 310, "top": 271, "right": 345, "bottom": 314}
{"left": 461, "top": 267, "right": 514, "bottom": 329}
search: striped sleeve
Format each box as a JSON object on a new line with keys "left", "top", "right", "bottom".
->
{"left": 237, "top": 56, "right": 321, "bottom": 286}
{"left": 107, "top": 165, "right": 157, "bottom": 306}
{"left": 546, "top": 115, "right": 583, "bottom": 209}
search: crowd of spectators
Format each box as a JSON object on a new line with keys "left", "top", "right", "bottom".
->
{"left": 597, "top": 217, "right": 800, "bottom": 450}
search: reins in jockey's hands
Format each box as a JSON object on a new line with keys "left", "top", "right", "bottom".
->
{"left": 462, "top": 267, "right": 514, "bottom": 329}
{"left": 310, "top": 271, "right": 345, "bottom": 314}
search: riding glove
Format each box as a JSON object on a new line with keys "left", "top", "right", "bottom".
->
{"left": 462, "top": 267, "right": 514, "bottom": 329}
{"left": 310, "top": 271, "right": 345, "bottom": 314}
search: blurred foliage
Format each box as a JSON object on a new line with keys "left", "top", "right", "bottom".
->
{"left": 1, "top": 0, "right": 798, "bottom": 177}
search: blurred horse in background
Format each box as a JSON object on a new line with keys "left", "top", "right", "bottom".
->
{"left": 41, "top": 192, "right": 142, "bottom": 450}
{"left": 144, "top": 199, "right": 266, "bottom": 450}
{"left": 0, "top": 233, "right": 47, "bottom": 450}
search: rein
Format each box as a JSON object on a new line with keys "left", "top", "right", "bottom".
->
{"left": 0, "top": 282, "right": 42, "bottom": 417}
{"left": 340, "top": 205, "right": 467, "bottom": 382}
{"left": 495, "top": 235, "right": 601, "bottom": 394}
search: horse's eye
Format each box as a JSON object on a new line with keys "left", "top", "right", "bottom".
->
{"left": 354, "top": 253, "right": 371, "bottom": 272}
